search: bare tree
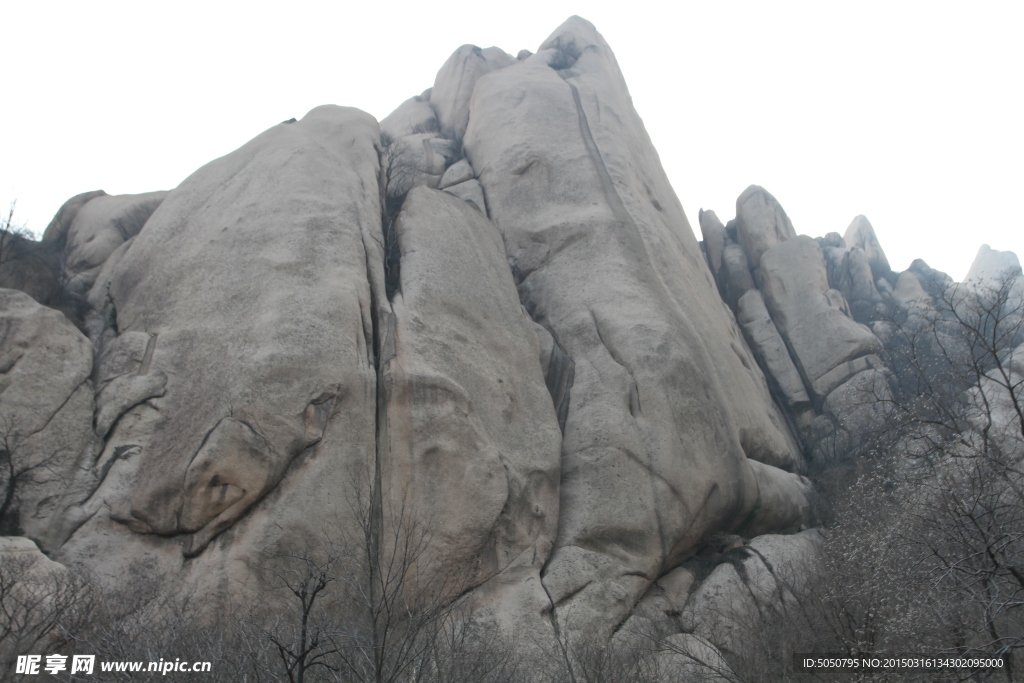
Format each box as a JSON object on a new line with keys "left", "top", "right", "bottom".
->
{"left": 0, "top": 416, "right": 74, "bottom": 535}
{"left": 773, "top": 270, "right": 1024, "bottom": 682}
{"left": 254, "top": 542, "right": 344, "bottom": 683}
{"left": 0, "top": 548, "right": 95, "bottom": 679}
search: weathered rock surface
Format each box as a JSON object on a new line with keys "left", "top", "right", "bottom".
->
{"left": 379, "top": 93, "right": 439, "bottom": 140}
{"left": 383, "top": 132, "right": 460, "bottom": 200}
{"left": 821, "top": 242, "right": 882, "bottom": 319}
{"left": 0, "top": 233, "right": 57, "bottom": 306}
{"left": 966, "top": 244, "right": 1022, "bottom": 284}
{"left": 442, "top": 178, "right": 487, "bottom": 213}
{"left": 759, "top": 235, "right": 882, "bottom": 395}
{"left": 736, "top": 290, "right": 811, "bottom": 411}
{"left": 40, "top": 190, "right": 108, "bottom": 244}
{"left": 465, "top": 16, "right": 804, "bottom": 634}
{"left": 3, "top": 15, "right": 939, "bottom": 661}
{"left": 893, "top": 270, "right": 929, "bottom": 308}
{"left": 0, "top": 290, "right": 97, "bottom": 548}
{"left": 965, "top": 244, "right": 1024, "bottom": 310}
{"left": 431, "top": 44, "right": 514, "bottom": 139}
{"left": 60, "top": 191, "right": 167, "bottom": 297}
{"left": 735, "top": 185, "right": 796, "bottom": 270}
{"left": 844, "top": 215, "right": 891, "bottom": 280}
{"left": 57, "top": 106, "right": 384, "bottom": 599}
{"left": 699, "top": 208, "right": 727, "bottom": 285}
{"left": 681, "top": 530, "right": 822, "bottom": 654}
{"left": 382, "top": 186, "right": 562, "bottom": 636}
{"left": 437, "top": 158, "right": 474, "bottom": 189}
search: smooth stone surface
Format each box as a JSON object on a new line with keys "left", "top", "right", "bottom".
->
{"left": 737, "top": 290, "right": 811, "bottom": 411}
{"left": 63, "top": 191, "right": 168, "bottom": 297}
{"left": 759, "top": 236, "right": 882, "bottom": 387}
{"left": 59, "top": 106, "right": 384, "bottom": 604}
{"left": 0, "top": 289, "right": 97, "bottom": 549}
{"left": 441, "top": 178, "right": 487, "bottom": 213}
{"left": 466, "top": 15, "right": 801, "bottom": 634}
{"left": 379, "top": 94, "right": 439, "bottom": 140}
{"left": 735, "top": 185, "right": 796, "bottom": 269}
{"left": 844, "top": 214, "right": 891, "bottom": 279}
{"left": 438, "top": 158, "right": 475, "bottom": 189}
{"left": 384, "top": 186, "right": 562, "bottom": 638}
{"left": 431, "top": 44, "right": 514, "bottom": 139}
{"left": 699, "top": 208, "right": 727, "bottom": 284}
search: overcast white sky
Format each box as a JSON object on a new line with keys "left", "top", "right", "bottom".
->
{"left": 3, "top": 1, "right": 1021, "bottom": 280}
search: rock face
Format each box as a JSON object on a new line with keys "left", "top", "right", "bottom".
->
{"left": 465, "top": 16, "right": 804, "bottom": 633}
{"left": 735, "top": 185, "right": 796, "bottom": 270}
{"left": 381, "top": 187, "right": 562, "bottom": 634}
{"left": 59, "top": 191, "right": 168, "bottom": 298}
{"left": 431, "top": 45, "right": 515, "bottom": 138}
{"left": 700, "top": 186, "right": 902, "bottom": 460}
{"left": 7, "top": 14, "right": 960, "bottom": 661}
{"left": 54, "top": 106, "right": 385, "bottom": 605}
{"left": 758, "top": 236, "right": 882, "bottom": 396}
{"left": 966, "top": 244, "right": 1021, "bottom": 284}
{"left": 844, "top": 215, "right": 891, "bottom": 281}
{"left": 0, "top": 290, "right": 97, "bottom": 548}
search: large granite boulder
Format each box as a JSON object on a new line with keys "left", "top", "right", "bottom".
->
{"left": 59, "top": 191, "right": 167, "bottom": 298}
{"left": 0, "top": 290, "right": 97, "bottom": 549}
{"left": 759, "top": 236, "right": 883, "bottom": 401}
{"left": 736, "top": 290, "right": 811, "bottom": 412}
{"left": 57, "top": 106, "right": 385, "bottom": 603}
{"left": 379, "top": 93, "right": 439, "bottom": 140}
{"left": 699, "top": 208, "right": 728, "bottom": 286}
{"left": 431, "top": 44, "right": 514, "bottom": 139}
{"left": 735, "top": 185, "right": 797, "bottom": 270}
{"left": 844, "top": 215, "right": 891, "bottom": 281}
{"left": 966, "top": 244, "right": 1021, "bottom": 285}
{"left": 382, "top": 186, "right": 562, "bottom": 636}
{"left": 465, "top": 16, "right": 804, "bottom": 634}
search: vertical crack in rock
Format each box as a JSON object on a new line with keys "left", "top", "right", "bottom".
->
{"left": 559, "top": 75, "right": 669, "bottom": 303}
{"left": 544, "top": 334, "right": 575, "bottom": 433}
{"left": 529, "top": 316, "right": 576, "bottom": 434}
{"left": 379, "top": 135, "right": 404, "bottom": 302}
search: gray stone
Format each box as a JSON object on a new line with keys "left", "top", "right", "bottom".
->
{"left": 736, "top": 290, "right": 811, "bottom": 411}
{"left": 438, "top": 158, "right": 475, "bottom": 189}
{"left": 384, "top": 186, "right": 562, "bottom": 639}
{"left": 442, "top": 178, "right": 487, "bottom": 213}
{"left": 62, "top": 191, "right": 167, "bottom": 298}
{"left": 735, "top": 185, "right": 796, "bottom": 269}
{"left": 824, "top": 368, "right": 892, "bottom": 440}
{"left": 810, "top": 354, "right": 883, "bottom": 402}
{"left": 431, "top": 44, "right": 514, "bottom": 139}
{"left": 699, "top": 208, "right": 727, "bottom": 285}
{"left": 893, "top": 270, "right": 929, "bottom": 308}
{"left": 383, "top": 133, "right": 460, "bottom": 200}
{"left": 0, "top": 289, "right": 97, "bottom": 550}
{"left": 59, "top": 106, "right": 384, "bottom": 593}
{"left": 844, "top": 215, "right": 891, "bottom": 279}
{"left": 466, "top": 16, "right": 801, "bottom": 634}
{"left": 379, "top": 95, "right": 439, "bottom": 140}
{"left": 721, "top": 241, "right": 755, "bottom": 308}
{"left": 41, "top": 190, "right": 107, "bottom": 243}
{"left": 759, "top": 236, "right": 882, "bottom": 389}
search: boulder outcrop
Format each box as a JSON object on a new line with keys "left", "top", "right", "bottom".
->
{"left": 0, "top": 290, "right": 97, "bottom": 549}
{"left": 381, "top": 187, "right": 562, "bottom": 635}
{"left": 465, "top": 16, "right": 804, "bottom": 634}
{"left": 55, "top": 106, "right": 384, "bottom": 603}
{"left": 8, "top": 15, "right": 975, "bottom": 662}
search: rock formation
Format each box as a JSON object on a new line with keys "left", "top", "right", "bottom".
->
{"left": 1, "top": 14, "right": 1020, "bottom": 671}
